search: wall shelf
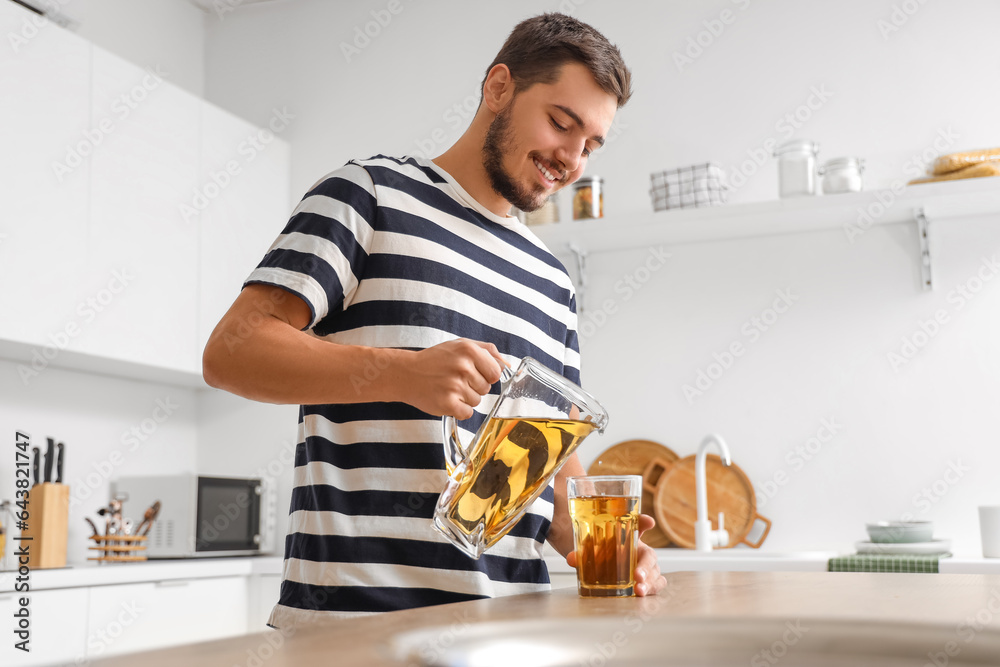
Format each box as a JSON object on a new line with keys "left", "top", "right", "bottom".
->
{"left": 0, "top": 338, "right": 208, "bottom": 389}
{"left": 531, "top": 177, "right": 1000, "bottom": 255}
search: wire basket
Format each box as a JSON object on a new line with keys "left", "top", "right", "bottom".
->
{"left": 650, "top": 163, "right": 729, "bottom": 211}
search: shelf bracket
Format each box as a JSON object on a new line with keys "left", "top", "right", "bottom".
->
{"left": 567, "top": 242, "right": 588, "bottom": 315}
{"left": 915, "top": 208, "right": 933, "bottom": 291}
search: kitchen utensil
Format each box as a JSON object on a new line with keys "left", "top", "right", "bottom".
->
{"left": 866, "top": 521, "right": 933, "bottom": 544}
{"left": 55, "top": 441, "right": 64, "bottom": 484}
{"left": 643, "top": 454, "right": 771, "bottom": 550}
{"left": 908, "top": 160, "right": 1000, "bottom": 185}
{"left": 435, "top": 356, "right": 609, "bottom": 559}
{"left": 854, "top": 539, "right": 951, "bottom": 556}
{"left": 43, "top": 437, "right": 55, "bottom": 483}
{"left": 20, "top": 482, "right": 70, "bottom": 568}
{"left": 933, "top": 146, "right": 1000, "bottom": 175}
{"left": 774, "top": 139, "right": 819, "bottom": 198}
{"left": 979, "top": 506, "right": 1000, "bottom": 558}
{"left": 587, "top": 439, "right": 679, "bottom": 548}
{"left": 136, "top": 500, "right": 161, "bottom": 537}
{"left": 84, "top": 517, "right": 99, "bottom": 538}
{"left": 31, "top": 447, "right": 40, "bottom": 487}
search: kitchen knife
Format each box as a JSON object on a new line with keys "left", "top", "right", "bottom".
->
{"left": 31, "top": 447, "right": 40, "bottom": 487}
{"left": 43, "top": 437, "right": 55, "bottom": 484}
{"left": 55, "top": 441, "right": 64, "bottom": 484}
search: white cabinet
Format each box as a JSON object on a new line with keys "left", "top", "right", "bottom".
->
{"left": 86, "top": 576, "right": 248, "bottom": 659}
{"left": 79, "top": 46, "right": 202, "bottom": 373}
{"left": 0, "top": 587, "right": 90, "bottom": 666}
{"left": 197, "top": 104, "right": 291, "bottom": 357}
{"left": 0, "top": 4, "right": 91, "bottom": 349}
{"left": 0, "top": 1, "right": 290, "bottom": 384}
{"left": 549, "top": 573, "right": 577, "bottom": 590}
{"left": 247, "top": 573, "right": 282, "bottom": 631}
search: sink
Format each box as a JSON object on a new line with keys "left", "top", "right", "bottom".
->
{"left": 390, "top": 616, "right": 1000, "bottom": 666}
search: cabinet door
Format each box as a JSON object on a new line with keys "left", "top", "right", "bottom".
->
{"left": 86, "top": 576, "right": 249, "bottom": 659}
{"left": 0, "top": 4, "right": 91, "bottom": 348}
{"left": 0, "top": 587, "right": 90, "bottom": 666}
{"left": 247, "top": 573, "right": 282, "bottom": 631}
{"left": 79, "top": 46, "right": 201, "bottom": 373}
{"left": 197, "top": 104, "right": 291, "bottom": 356}
{"left": 549, "top": 572, "right": 578, "bottom": 590}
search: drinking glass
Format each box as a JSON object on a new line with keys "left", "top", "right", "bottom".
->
{"left": 567, "top": 475, "right": 641, "bottom": 597}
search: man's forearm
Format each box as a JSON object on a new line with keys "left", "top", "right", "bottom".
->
{"left": 547, "top": 453, "right": 586, "bottom": 556}
{"left": 204, "top": 310, "right": 414, "bottom": 406}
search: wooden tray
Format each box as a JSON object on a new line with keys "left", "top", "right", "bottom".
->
{"left": 87, "top": 534, "right": 148, "bottom": 562}
{"left": 643, "top": 454, "right": 771, "bottom": 550}
{"left": 587, "top": 439, "right": 679, "bottom": 548}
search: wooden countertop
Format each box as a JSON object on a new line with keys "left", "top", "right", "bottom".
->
{"left": 92, "top": 571, "right": 1000, "bottom": 666}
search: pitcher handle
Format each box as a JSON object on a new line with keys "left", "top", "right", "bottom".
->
{"left": 441, "top": 415, "right": 465, "bottom": 476}
{"left": 441, "top": 363, "right": 514, "bottom": 475}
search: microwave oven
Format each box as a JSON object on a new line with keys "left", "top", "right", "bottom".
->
{"left": 112, "top": 474, "right": 278, "bottom": 558}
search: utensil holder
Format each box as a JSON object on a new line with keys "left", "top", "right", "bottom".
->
{"left": 88, "top": 534, "right": 147, "bottom": 562}
{"left": 22, "top": 483, "right": 70, "bottom": 569}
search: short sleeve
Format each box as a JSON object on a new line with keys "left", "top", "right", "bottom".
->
{"left": 243, "top": 162, "right": 377, "bottom": 331}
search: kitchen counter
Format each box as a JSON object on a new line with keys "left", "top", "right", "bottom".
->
{"left": 547, "top": 549, "right": 839, "bottom": 574}
{"left": 91, "top": 571, "right": 1000, "bottom": 666}
{"left": 0, "top": 555, "right": 283, "bottom": 593}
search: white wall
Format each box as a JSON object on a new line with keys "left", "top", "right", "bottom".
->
{"left": 199, "top": 0, "right": 1000, "bottom": 556}
{"left": 73, "top": 0, "right": 206, "bottom": 97}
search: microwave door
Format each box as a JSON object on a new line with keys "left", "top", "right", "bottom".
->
{"left": 195, "top": 477, "right": 262, "bottom": 553}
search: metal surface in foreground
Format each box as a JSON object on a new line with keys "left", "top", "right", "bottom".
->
{"left": 89, "top": 572, "right": 1000, "bottom": 667}
{"left": 391, "top": 616, "right": 1000, "bottom": 666}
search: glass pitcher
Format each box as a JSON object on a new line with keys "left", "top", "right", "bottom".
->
{"left": 433, "top": 357, "right": 609, "bottom": 559}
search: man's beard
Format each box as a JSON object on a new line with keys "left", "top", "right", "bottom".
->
{"left": 482, "top": 103, "right": 550, "bottom": 213}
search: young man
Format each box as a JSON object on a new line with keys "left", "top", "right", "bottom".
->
{"left": 203, "top": 13, "right": 666, "bottom": 628}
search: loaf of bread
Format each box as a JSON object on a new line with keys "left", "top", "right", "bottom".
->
{"left": 909, "top": 160, "right": 1000, "bottom": 185}
{"left": 932, "top": 147, "right": 1000, "bottom": 175}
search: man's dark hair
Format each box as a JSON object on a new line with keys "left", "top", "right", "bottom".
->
{"left": 483, "top": 13, "right": 632, "bottom": 108}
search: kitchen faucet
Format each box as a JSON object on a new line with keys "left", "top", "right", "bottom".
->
{"left": 695, "top": 433, "right": 732, "bottom": 552}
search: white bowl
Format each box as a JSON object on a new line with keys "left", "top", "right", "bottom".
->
{"left": 866, "top": 521, "right": 934, "bottom": 544}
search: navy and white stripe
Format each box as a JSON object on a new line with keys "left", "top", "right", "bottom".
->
{"left": 245, "top": 155, "right": 579, "bottom": 627}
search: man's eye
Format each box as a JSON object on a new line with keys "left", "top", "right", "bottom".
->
{"left": 551, "top": 118, "right": 567, "bottom": 132}
{"left": 582, "top": 148, "right": 592, "bottom": 158}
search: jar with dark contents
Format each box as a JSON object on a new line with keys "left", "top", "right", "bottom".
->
{"left": 573, "top": 176, "right": 604, "bottom": 220}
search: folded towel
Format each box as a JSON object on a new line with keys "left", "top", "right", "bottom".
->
{"left": 828, "top": 553, "right": 951, "bottom": 573}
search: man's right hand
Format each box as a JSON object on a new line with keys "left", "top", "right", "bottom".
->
{"left": 401, "top": 339, "right": 507, "bottom": 420}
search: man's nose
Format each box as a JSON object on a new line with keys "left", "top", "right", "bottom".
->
{"left": 554, "top": 142, "right": 583, "bottom": 176}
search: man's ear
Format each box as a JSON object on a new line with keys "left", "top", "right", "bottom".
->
{"left": 482, "top": 63, "right": 516, "bottom": 114}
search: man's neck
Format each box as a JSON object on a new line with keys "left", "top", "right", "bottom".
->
{"left": 432, "top": 136, "right": 511, "bottom": 218}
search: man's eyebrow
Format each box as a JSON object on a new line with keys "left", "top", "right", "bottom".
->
{"left": 553, "top": 105, "right": 605, "bottom": 147}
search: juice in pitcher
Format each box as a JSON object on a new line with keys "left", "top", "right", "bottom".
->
{"left": 447, "top": 416, "right": 596, "bottom": 541}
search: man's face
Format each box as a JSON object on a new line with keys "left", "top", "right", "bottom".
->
{"left": 482, "top": 62, "right": 618, "bottom": 213}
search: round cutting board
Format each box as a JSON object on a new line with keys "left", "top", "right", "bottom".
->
{"left": 587, "top": 439, "right": 679, "bottom": 548}
{"left": 643, "top": 454, "right": 771, "bottom": 550}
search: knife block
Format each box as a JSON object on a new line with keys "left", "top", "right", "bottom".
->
{"left": 22, "top": 483, "right": 69, "bottom": 569}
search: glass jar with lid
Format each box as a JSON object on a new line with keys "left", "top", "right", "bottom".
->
{"left": 818, "top": 157, "right": 865, "bottom": 194}
{"left": 773, "top": 140, "right": 819, "bottom": 198}
{"left": 573, "top": 176, "right": 604, "bottom": 220}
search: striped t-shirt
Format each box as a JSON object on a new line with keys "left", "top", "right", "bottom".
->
{"left": 244, "top": 155, "right": 581, "bottom": 627}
